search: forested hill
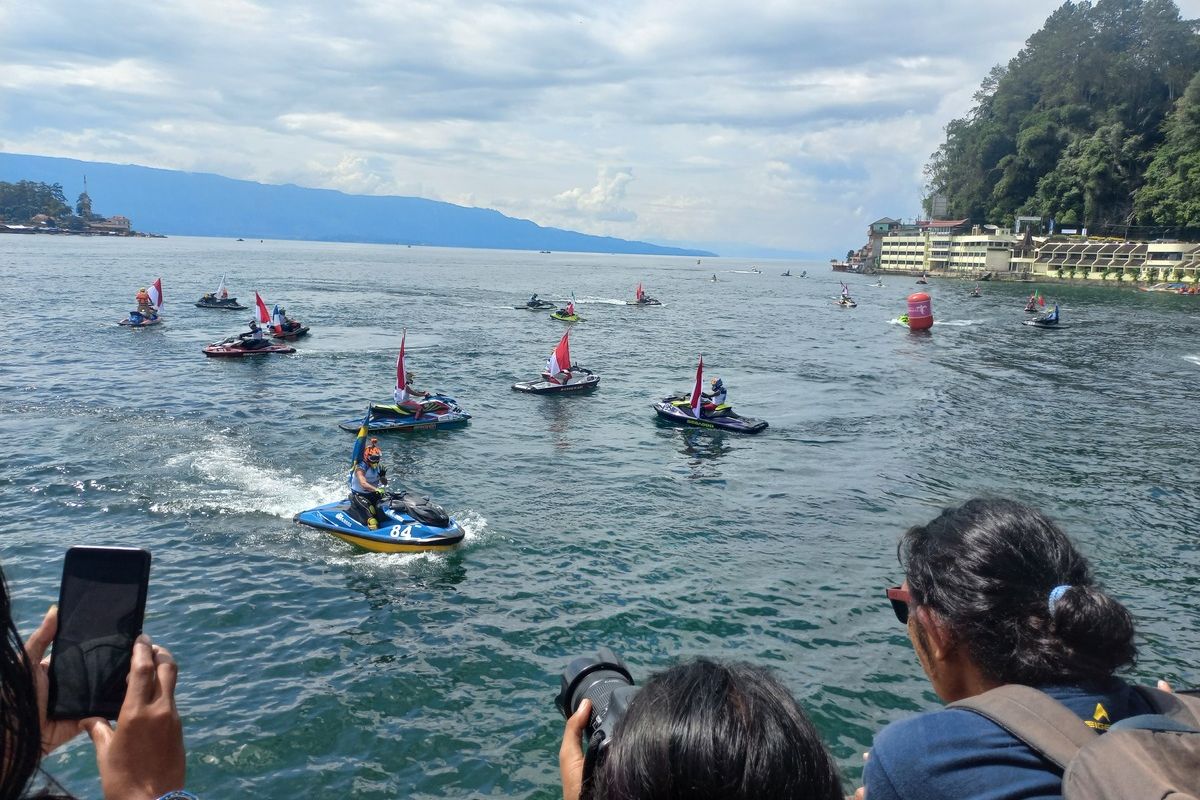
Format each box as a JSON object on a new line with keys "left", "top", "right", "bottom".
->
{"left": 924, "top": 0, "right": 1200, "bottom": 234}
{"left": 0, "top": 153, "right": 715, "bottom": 257}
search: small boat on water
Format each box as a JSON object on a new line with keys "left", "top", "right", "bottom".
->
{"left": 781, "top": 270, "right": 792, "bottom": 277}
{"left": 513, "top": 331, "right": 599, "bottom": 393}
{"left": 1023, "top": 303, "right": 1066, "bottom": 329}
{"left": 836, "top": 297, "right": 857, "bottom": 308}
{"left": 203, "top": 336, "right": 295, "bottom": 357}
{"left": 515, "top": 295, "right": 556, "bottom": 310}
{"left": 652, "top": 357, "right": 768, "bottom": 434}
{"left": 968, "top": 286, "right": 982, "bottom": 298}
{"left": 551, "top": 301, "right": 583, "bottom": 322}
{"left": 295, "top": 421, "right": 464, "bottom": 552}
{"left": 294, "top": 494, "right": 465, "bottom": 552}
{"left": 338, "top": 331, "right": 470, "bottom": 431}
{"left": 916, "top": 273, "right": 928, "bottom": 285}
{"left": 1139, "top": 282, "right": 1195, "bottom": 294}
{"left": 339, "top": 397, "right": 469, "bottom": 431}
{"left": 627, "top": 283, "right": 662, "bottom": 306}
{"left": 196, "top": 275, "right": 246, "bottom": 309}
{"left": 118, "top": 310, "right": 162, "bottom": 327}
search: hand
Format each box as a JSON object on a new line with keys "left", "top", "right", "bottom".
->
{"left": 82, "top": 634, "right": 185, "bottom": 800}
{"left": 559, "top": 699, "right": 591, "bottom": 800}
{"left": 1158, "top": 679, "right": 1174, "bottom": 693}
{"left": 24, "top": 605, "right": 85, "bottom": 754}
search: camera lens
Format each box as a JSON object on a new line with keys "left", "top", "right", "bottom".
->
{"left": 556, "top": 647, "right": 634, "bottom": 729}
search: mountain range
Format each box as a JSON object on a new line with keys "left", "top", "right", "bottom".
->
{"left": 0, "top": 152, "right": 716, "bottom": 257}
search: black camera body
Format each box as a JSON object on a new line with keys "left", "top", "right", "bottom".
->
{"left": 556, "top": 647, "right": 639, "bottom": 757}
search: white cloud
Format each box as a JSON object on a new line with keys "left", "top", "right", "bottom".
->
{"left": 4, "top": 0, "right": 1199, "bottom": 253}
{"left": 550, "top": 167, "right": 637, "bottom": 223}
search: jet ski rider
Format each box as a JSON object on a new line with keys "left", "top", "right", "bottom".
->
{"left": 394, "top": 371, "right": 430, "bottom": 416}
{"left": 348, "top": 440, "right": 388, "bottom": 530}
{"left": 242, "top": 319, "right": 268, "bottom": 349}
{"left": 134, "top": 286, "right": 156, "bottom": 318}
{"left": 529, "top": 293, "right": 540, "bottom": 306}
{"left": 701, "top": 377, "right": 727, "bottom": 416}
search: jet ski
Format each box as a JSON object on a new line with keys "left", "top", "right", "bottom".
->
{"left": 337, "top": 394, "right": 471, "bottom": 432}
{"left": 515, "top": 299, "right": 556, "bottom": 310}
{"left": 513, "top": 366, "right": 599, "bottom": 393}
{"left": 627, "top": 297, "right": 662, "bottom": 306}
{"left": 652, "top": 394, "right": 768, "bottom": 434}
{"left": 203, "top": 336, "right": 296, "bottom": 357}
{"left": 195, "top": 294, "right": 246, "bottom": 310}
{"left": 551, "top": 309, "right": 583, "bottom": 322}
{"left": 270, "top": 320, "right": 309, "bottom": 340}
{"left": 118, "top": 310, "right": 162, "bottom": 327}
{"left": 836, "top": 297, "right": 858, "bottom": 308}
{"left": 294, "top": 492, "right": 464, "bottom": 553}
{"left": 781, "top": 270, "right": 792, "bottom": 277}
{"left": 1024, "top": 305, "right": 1065, "bottom": 329}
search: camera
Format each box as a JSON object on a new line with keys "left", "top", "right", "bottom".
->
{"left": 556, "top": 647, "right": 639, "bottom": 756}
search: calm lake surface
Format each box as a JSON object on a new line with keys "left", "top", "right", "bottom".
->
{"left": 1, "top": 236, "right": 1197, "bottom": 798}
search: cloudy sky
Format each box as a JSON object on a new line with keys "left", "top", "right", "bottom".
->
{"left": 3, "top": 1, "right": 1198, "bottom": 256}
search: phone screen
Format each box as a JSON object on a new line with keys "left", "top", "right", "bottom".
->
{"left": 48, "top": 547, "right": 151, "bottom": 719}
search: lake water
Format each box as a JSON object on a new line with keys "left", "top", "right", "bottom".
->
{"left": 1, "top": 235, "right": 1197, "bottom": 798}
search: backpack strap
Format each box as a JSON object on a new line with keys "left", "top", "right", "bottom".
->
{"left": 1132, "top": 686, "right": 1200, "bottom": 728}
{"left": 948, "top": 684, "right": 1096, "bottom": 770}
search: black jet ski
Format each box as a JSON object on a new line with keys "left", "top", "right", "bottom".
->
{"left": 196, "top": 294, "right": 246, "bottom": 310}
{"left": 652, "top": 393, "right": 768, "bottom": 434}
{"left": 515, "top": 298, "right": 556, "bottom": 310}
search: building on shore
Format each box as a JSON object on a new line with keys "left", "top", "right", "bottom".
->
{"left": 851, "top": 216, "right": 1200, "bottom": 283}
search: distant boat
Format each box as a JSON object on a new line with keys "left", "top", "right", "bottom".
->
{"left": 915, "top": 273, "right": 928, "bottom": 285}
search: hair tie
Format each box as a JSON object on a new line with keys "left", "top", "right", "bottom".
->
{"left": 1047, "top": 584, "right": 1071, "bottom": 614}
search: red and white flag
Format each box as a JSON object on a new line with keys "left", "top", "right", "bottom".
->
{"left": 148, "top": 278, "right": 164, "bottom": 309}
{"left": 689, "top": 355, "right": 704, "bottom": 418}
{"left": 546, "top": 331, "right": 571, "bottom": 379}
{"left": 254, "top": 292, "right": 271, "bottom": 324}
{"left": 636, "top": 283, "right": 644, "bottom": 302}
{"left": 395, "top": 330, "right": 407, "bottom": 390}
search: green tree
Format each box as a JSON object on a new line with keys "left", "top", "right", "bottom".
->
{"left": 1135, "top": 70, "right": 1200, "bottom": 227}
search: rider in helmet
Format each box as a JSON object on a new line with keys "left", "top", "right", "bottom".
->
{"left": 348, "top": 445, "right": 389, "bottom": 529}
{"left": 702, "top": 377, "right": 727, "bottom": 416}
{"left": 394, "top": 371, "right": 430, "bottom": 416}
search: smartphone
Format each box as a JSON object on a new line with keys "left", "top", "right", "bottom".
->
{"left": 48, "top": 546, "right": 151, "bottom": 719}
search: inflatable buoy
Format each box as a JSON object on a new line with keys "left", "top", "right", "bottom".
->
{"left": 907, "top": 292, "right": 933, "bottom": 331}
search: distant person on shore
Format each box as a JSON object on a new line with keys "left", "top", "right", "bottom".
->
{"left": 348, "top": 446, "right": 388, "bottom": 529}
{"left": 560, "top": 659, "right": 843, "bottom": 800}
{"left": 862, "top": 497, "right": 1195, "bottom": 800}
{"left": 0, "top": 561, "right": 187, "bottom": 799}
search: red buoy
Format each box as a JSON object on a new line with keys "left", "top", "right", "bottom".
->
{"left": 907, "top": 292, "right": 933, "bottom": 331}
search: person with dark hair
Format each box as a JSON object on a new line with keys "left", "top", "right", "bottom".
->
{"left": 0, "top": 565, "right": 187, "bottom": 799}
{"left": 864, "top": 497, "right": 1157, "bottom": 799}
{"left": 560, "top": 658, "right": 843, "bottom": 800}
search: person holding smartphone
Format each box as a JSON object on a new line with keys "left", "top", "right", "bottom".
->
{"left": 0, "top": 561, "right": 188, "bottom": 800}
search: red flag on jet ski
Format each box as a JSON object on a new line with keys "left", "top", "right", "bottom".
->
{"left": 395, "top": 330, "right": 407, "bottom": 390}
{"left": 636, "top": 283, "right": 644, "bottom": 302}
{"left": 253, "top": 292, "right": 271, "bottom": 324}
{"left": 546, "top": 331, "right": 571, "bottom": 378}
{"left": 689, "top": 355, "right": 704, "bottom": 418}
{"left": 148, "top": 277, "right": 164, "bottom": 309}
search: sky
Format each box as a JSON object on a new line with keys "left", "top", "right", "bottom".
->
{"left": 3, "top": 1, "right": 1199, "bottom": 257}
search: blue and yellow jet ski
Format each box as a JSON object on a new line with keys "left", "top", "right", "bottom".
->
{"left": 294, "top": 492, "right": 465, "bottom": 552}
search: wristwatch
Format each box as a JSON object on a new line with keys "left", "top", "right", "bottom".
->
{"left": 155, "top": 792, "right": 200, "bottom": 800}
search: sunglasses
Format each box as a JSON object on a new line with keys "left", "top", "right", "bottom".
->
{"left": 886, "top": 586, "right": 911, "bottom": 625}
